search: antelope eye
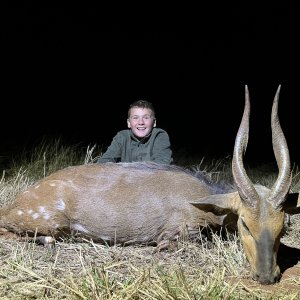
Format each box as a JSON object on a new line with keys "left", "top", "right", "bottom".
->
{"left": 240, "top": 217, "right": 250, "bottom": 234}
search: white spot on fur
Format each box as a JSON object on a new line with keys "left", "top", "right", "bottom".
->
{"left": 27, "top": 209, "right": 33, "bottom": 214}
{"left": 23, "top": 191, "right": 29, "bottom": 194}
{"left": 17, "top": 210, "right": 24, "bottom": 215}
{"left": 32, "top": 213, "right": 39, "bottom": 219}
{"left": 71, "top": 223, "right": 89, "bottom": 233}
{"left": 57, "top": 199, "right": 65, "bottom": 211}
{"left": 49, "top": 183, "right": 56, "bottom": 187}
{"left": 34, "top": 185, "right": 40, "bottom": 189}
{"left": 39, "top": 206, "right": 46, "bottom": 213}
{"left": 38, "top": 206, "right": 51, "bottom": 220}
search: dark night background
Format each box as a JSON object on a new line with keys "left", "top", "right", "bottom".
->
{"left": 1, "top": 3, "right": 299, "bottom": 166}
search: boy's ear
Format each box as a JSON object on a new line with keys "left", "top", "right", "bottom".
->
{"left": 127, "top": 119, "right": 131, "bottom": 128}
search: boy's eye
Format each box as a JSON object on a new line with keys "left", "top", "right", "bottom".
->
{"left": 130, "top": 115, "right": 152, "bottom": 121}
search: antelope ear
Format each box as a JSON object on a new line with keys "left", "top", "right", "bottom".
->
{"left": 283, "top": 193, "right": 300, "bottom": 214}
{"left": 189, "top": 192, "right": 241, "bottom": 215}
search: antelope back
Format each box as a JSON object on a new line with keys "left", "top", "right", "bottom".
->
{"left": 0, "top": 162, "right": 227, "bottom": 245}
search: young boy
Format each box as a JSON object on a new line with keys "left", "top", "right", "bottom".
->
{"left": 97, "top": 100, "right": 173, "bottom": 164}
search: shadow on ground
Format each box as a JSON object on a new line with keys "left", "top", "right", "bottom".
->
{"left": 278, "top": 242, "right": 300, "bottom": 273}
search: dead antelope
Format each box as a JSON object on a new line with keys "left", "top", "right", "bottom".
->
{"left": 0, "top": 85, "right": 299, "bottom": 285}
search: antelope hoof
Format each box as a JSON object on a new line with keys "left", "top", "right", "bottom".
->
{"left": 35, "top": 236, "right": 56, "bottom": 248}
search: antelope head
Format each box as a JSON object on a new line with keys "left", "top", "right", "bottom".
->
{"left": 232, "top": 85, "right": 295, "bottom": 284}
{"left": 191, "top": 85, "right": 300, "bottom": 284}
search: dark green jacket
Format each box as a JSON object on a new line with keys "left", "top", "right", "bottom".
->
{"left": 97, "top": 128, "right": 173, "bottom": 164}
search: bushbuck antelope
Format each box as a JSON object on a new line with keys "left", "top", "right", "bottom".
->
{"left": 0, "top": 86, "right": 299, "bottom": 285}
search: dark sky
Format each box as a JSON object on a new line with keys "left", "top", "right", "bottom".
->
{"left": 1, "top": 3, "right": 300, "bottom": 165}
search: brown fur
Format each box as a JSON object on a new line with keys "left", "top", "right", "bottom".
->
{"left": 0, "top": 162, "right": 231, "bottom": 247}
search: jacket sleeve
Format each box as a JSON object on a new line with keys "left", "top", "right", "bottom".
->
{"left": 151, "top": 130, "right": 173, "bottom": 164}
{"left": 97, "top": 133, "right": 123, "bottom": 163}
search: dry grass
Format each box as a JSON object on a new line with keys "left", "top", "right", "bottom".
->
{"left": 0, "top": 232, "right": 298, "bottom": 299}
{"left": 0, "top": 140, "right": 299, "bottom": 299}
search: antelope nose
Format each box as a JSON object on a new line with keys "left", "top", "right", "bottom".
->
{"left": 252, "top": 270, "right": 282, "bottom": 285}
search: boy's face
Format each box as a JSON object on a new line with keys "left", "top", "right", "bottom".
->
{"left": 127, "top": 107, "right": 156, "bottom": 139}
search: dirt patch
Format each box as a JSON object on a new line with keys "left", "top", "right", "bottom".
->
{"left": 226, "top": 243, "right": 300, "bottom": 295}
{"left": 231, "top": 265, "right": 300, "bottom": 294}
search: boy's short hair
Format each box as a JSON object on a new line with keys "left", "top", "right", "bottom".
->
{"left": 128, "top": 100, "right": 156, "bottom": 118}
